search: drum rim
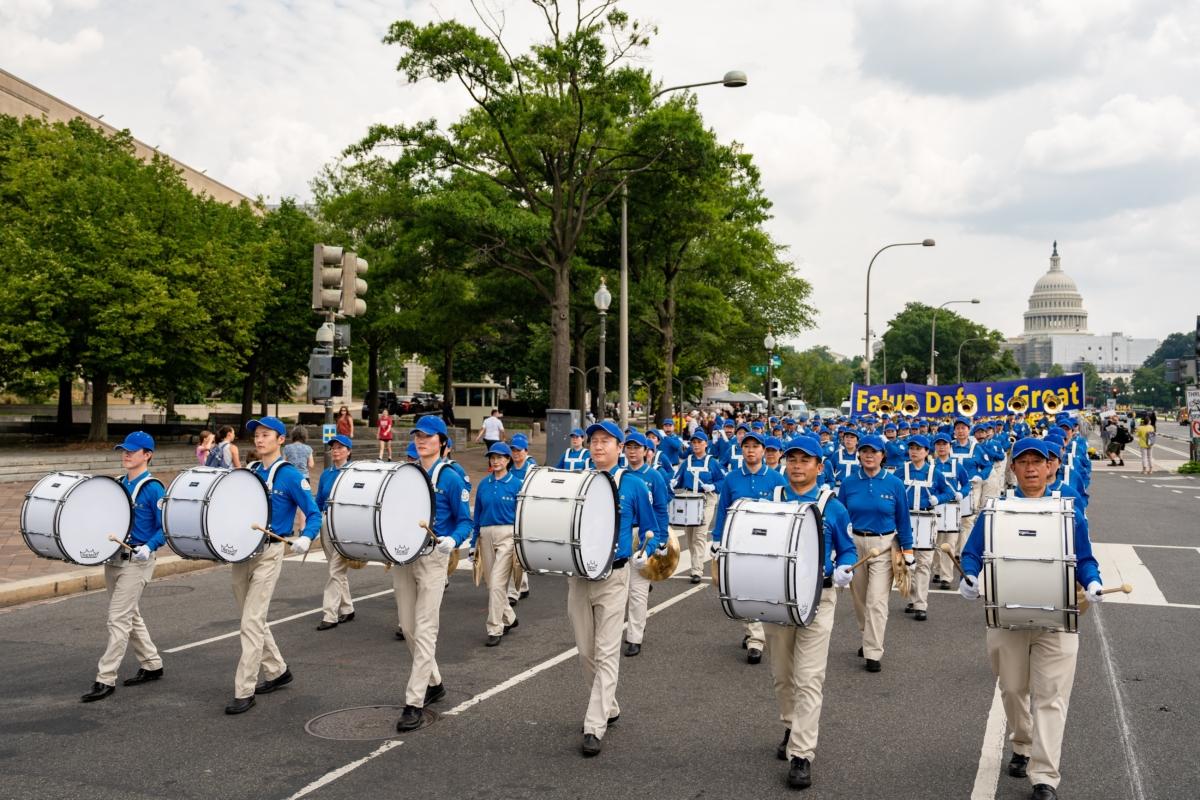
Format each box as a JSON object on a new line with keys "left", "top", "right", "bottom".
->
{"left": 572, "top": 469, "right": 618, "bottom": 580}
{"left": 162, "top": 468, "right": 269, "bottom": 562}
{"left": 327, "top": 461, "right": 433, "bottom": 565}
{"left": 982, "top": 499, "right": 1078, "bottom": 632}
{"left": 21, "top": 473, "right": 131, "bottom": 565}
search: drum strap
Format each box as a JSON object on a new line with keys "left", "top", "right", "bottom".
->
{"left": 127, "top": 476, "right": 164, "bottom": 507}
{"left": 248, "top": 459, "right": 292, "bottom": 492}
{"left": 902, "top": 463, "right": 933, "bottom": 513}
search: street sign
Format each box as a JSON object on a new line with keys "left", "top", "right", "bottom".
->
{"left": 750, "top": 365, "right": 766, "bottom": 376}
{"left": 1191, "top": 420, "right": 1200, "bottom": 438}
{"left": 1106, "top": 398, "right": 1116, "bottom": 411}
{"left": 770, "top": 354, "right": 782, "bottom": 368}
{"left": 322, "top": 424, "right": 336, "bottom": 444}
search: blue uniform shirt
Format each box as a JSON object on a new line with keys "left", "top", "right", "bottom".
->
{"left": 629, "top": 463, "right": 671, "bottom": 550}
{"left": 898, "top": 461, "right": 957, "bottom": 512}
{"left": 838, "top": 468, "right": 914, "bottom": 550}
{"left": 510, "top": 458, "right": 537, "bottom": 486}
{"left": 830, "top": 447, "right": 859, "bottom": 485}
{"left": 672, "top": 453, "right": 725, "bottom": 494}
{"left": 427, "top": 459, "right": 474, "bottom": 546}
{"left": 610, "top": 466, "right": 659, "bottom": 560}
{"left": 961, "top": 487, "right": 1100, "bottom": 588}
{"left": 710, "top": 462, "right": 788, "bottom": 543}
{"left": 932, "top": 456, "right": 970, "bottom": 498}
{"left": 315, "top": 460, "right": 352, "bottom": 512}
{"left": 778, "top": 484, "right": 857, "bottom": 577}
{"left": 556, "top": 448, "right": 592, "bottom": 471}
{"left": 122, "top": 471, "right": 165, "bottom": 551}
{"left": 722, "top": 441, "right": 745, "bottom": 472}
{"left": 659, "top": 434, "right": 685, "bottom": 467}
{"left": 254, "top": 457, "right": 322, "bottom": 540}
{"left": 471, "top": 470, "right": 520, "bottom": 545}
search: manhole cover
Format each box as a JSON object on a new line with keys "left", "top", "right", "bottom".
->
{"left": 305, "top": 705, "right": 436, "bottom": 741}
{"left": 142, "top": 585, "right": 194, "bottom": 596}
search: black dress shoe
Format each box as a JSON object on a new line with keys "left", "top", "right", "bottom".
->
{"left": 581, "top": 733, "right": 602, "bottom": 757}
{"left": 822, "top": 575, "right": 833, "bottom": 589}
{"left": 424, "top": 683, "right": 446, "bottom": 705}
{"left": 690, "top": 575, "right": 702, "bottom": 584}
{"left": 623, "top": 641, "right": 641, "bottom": 657}
{"left": 225, "top": 696, "right": 255, "bottom": 714}
{"left": 857, "top": 647, "right": 864, "bottom": 657}
{"left": 254, "top": 668, "right": 293, "bottom": 695}
{"left": 1008, "top": 753, "right": 1029, "bottom": 777}
{"left": 904, "top": 603, "right": 915, "bottom": 614}
{"left": 607, "top": 714, "right": 619, "bottom": 727}
{"left": 485, "top": 634, "right": 502, "bottom": 647}
{"left": 932, "top": 574, "right": 941, "bottom": 583}
{"left": 787, "top": 756, "right": 812, "bottom": 789}
{"left": 123, "top": 667, "right": 163, "bottom": 686}
{"left": 396, "top": 705, "right": 423, "bottom": 732}
{"left": 508, "top": 597, "right": 518, "bottom": 607}
{"left": 504, "top": 618, "right": 519, "bottom": 633}
{"left": 864, "top": 659, "right": 882, "bottom": 673}
{"left": 915, "top": 610, "right": 928, "bottom": 621}
{"left": 80, "top": 682, "right": 115, "bottom": 703}
{"left": 338, "top": 611, "right": 355, "bottom": 623}
{"left": 939, "top": 580, "right": 951, "bottom": 590}
{"left": 316, "top": 620, "right": 338, "bottom": 631}
{"left": 1031, "top": 785, "right": 1057, "bottom": 800}
{"left": 777, "top": 729, "right": 791, "bottom": 761}
{"left": 747, "top": 648, "right": 762, "bottom": 665}
{"left": 395, "top": 627, "right": 406, "bottom": 640}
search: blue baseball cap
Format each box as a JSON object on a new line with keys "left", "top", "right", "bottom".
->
{"left": 487, "top": 441, "right": 513, "bottom": 458}
{"left": 114, "top": 431, "right": 155, "bottom": 452}
{"left": 931, "top": 432, "right": 952, "bottom": 445}
{"left": 662, "top": 418, "right": 675, "bottom": 427}
{"left": 1012, "top": 438, "right": 1048, "bottom": 460}
{"left": 1043, "top": 440, "right": 1063, "bottom": 460}
{"left": 646, "top": 429, "right": 662, "bottom": 441}
{"left": 907, "top": 434, "right": 931, "bottom": 450}
{"left": 764, "top": 436, "right": 783, "bottom": 451}
{"left": 586, "top": 420, "right": 624, "bottom": 443}
{"left": 858, "top": 434, "right": 886, "bottom": 452}
{"left": 783, "top": 435, "right": 823, "bottom": 459}
{"left": 625, "top": 431, "right": 649, "bottom": 448}
{"left": 841, "top": 427, "right": 859, "bottom": 438}
{"left": 783, "top": 417, "right": 795, "bottom": 425}
{"left": 446, "top": 436, "right": 455, "bottom": 449}
{"left": 412, "top": 416, "right": 448, "bottom": 437}
{"left": 971, "top": 423, "right": 989, "bottom": 435}
{"left": 741, "top": 430, "right": 767, "bottom": 446}
{"left": 570, "top": 427, "right": 585, "bottom": 438}
{"left": 751, "top": 421, "right": 765, "bottom": 431}
{"left": 736, "top": 423, "right": 751, "bottom": 433}
{"left": 510, "top": 433, "right": 529, "bottom": 450}
{"left": 883, "top": 423, "right": 898, "bottom": 432}
{"left": 723, "top": 419, "right": 736, "bottom": 429}
{"left": 953, "top": 416, "right": 971, "bottom": 427}
{"left": 327, "top": 434, "right": 354, "bottom": 449}
{"left": 690, "top": 429, "right": 710, "bottom": 443}
{"left": 246, "top": 416, "right": 286, "bottom": 437}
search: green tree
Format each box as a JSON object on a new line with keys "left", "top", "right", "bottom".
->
{"left": 1130, "top": 365, "right": 1173, "bottom": 409}
{"left": 878, "top": 303, "right": 1016, "bottom": 385}
{"left": 1144, "top": 331, "right": 1193, "bottom": 367}
{"left": 1046, "top": 363, "right": 1065, "bottom": 378}
{"left": 1023, "top": 362, "right": 1042, "bottom": 379}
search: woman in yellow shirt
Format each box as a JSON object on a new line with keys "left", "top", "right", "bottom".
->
{"left": 1134, "top": 418, "right": 1156, "bottom": 474}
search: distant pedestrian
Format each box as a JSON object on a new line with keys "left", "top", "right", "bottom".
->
{"left": 283, "top": 426, "right": 315, "bottom": 481}
{"left": 1148, "top": 410, "right": 1157, "bottom": 430}
{"left": 1134, "top": 417, "right": 1156, "bottom": 474}
{"left": 336, "top": 405, "right": 354, "bottom": 438}
{"left": 206, "top": 426, "right": 241, "bottom": 469}
{"left": 1106, "top": 420, "right": 1130, "bottom": 467}
{"left": 476, "top": 408, "right": 505, "bottom": 448}
{"left": 196, "top": 430, "right": 215, "bottom": 465}
{"left": 378, "top": 409, "right": 394, "bottom": 461}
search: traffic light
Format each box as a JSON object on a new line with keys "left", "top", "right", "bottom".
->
{"left": 1195, "top": 314, "right": 1200, "bottom": 359}
{"left": 1166, "top": 358, "right": 1181, "bottom": 384}
{"left": 308, "top": 350, "right": 345, "bottom": 402}
{"left": 340, "top": 251, "right": 368, "bottom": 317}
{"left": 312, "top": 244, "right": 344, "bottom": 313}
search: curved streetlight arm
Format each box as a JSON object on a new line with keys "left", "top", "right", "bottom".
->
{"left": 930, "top": 299, "right": 980, "bottom": 385}
{"left": 864, "top": 240, "right": 935, "bottom": 384}
{"left": 956, "top": 337, "right": 989, "bottom": 384}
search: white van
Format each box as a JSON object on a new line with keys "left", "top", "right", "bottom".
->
{"left": 784, "top": 398, "right": 810, "bottom": 420}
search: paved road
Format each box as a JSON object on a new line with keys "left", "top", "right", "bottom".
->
{"left": 1, "top": 461, "right": 1196, "bottom": 800}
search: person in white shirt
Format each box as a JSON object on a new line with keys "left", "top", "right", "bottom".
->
{"left": 476, "top": 408, "right": 506, "bottom": 448}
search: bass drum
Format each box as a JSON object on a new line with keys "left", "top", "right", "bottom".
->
{"left": 982, "top": 495, "right": 1078, "bottom": 632}
{"left": 717, "top": 498, "right": 823, "bottom": 627}
{"left": 162, "top": 468, "right": 269, "bottom": 562}
{"left": 326, "top": 461, "right": 433, "bottom": 564}
{"left": 515, "top": 467, "right": 618, "bottom": 580}
{"left": 21, "top": 472, "right": 131, "bottom": 565}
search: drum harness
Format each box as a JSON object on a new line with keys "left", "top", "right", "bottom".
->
{"left": 248, "top": 459, "right": 299, "bottom": 539}
{"left": 901, "top": 462, "right": 933, "bottom": 515}
{"left": 684, "top": 454, "right": 716, "bottom": 494}
{"left": 116, "top": 475, "right": 164, "bottom": 561}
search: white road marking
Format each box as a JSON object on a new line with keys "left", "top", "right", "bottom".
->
{"left": 282, "top": 581, "right": 709, "bottom": 799}
{"left": 163, "top": 589, "right": 393, "bottom": 653}
{"left": 1093, "top": 605, "right": 1148, "bottom": 800}
{"left": 970, "top": 681, "right": 1006, "bottom": 800}
{"left": 1090, "top": 544, "right": 1168, "bottom": 606}
{"left": 1173, "top": 489, "right": 1183, "bottom": 494}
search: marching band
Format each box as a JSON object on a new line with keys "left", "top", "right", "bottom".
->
{"left": 20, "top": 397, "right": 1103, "bottom": 799}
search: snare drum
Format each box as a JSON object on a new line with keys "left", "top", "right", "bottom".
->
{"left": 935, "top": 501, "right": 960, "bottom": 531}
{"left": 716, "top": 498, "right": 823, "bottom": 627}
{"left": 326, "top": 461, "right": 433, "bottom": 564}
{"left": 911, "top": 512, "right": 937, "bottom": 550}
{"left": 959, "top": 492, "right": 975, "bottom": 518}
{"left": 162, "top": 468, "right": 269, "bottom": 562}
{"left": 514, "top": 467, "right": 618, "bottom": 580}
{"left": 982, "top": 495, "right": 1078, "bottom": 632}
{"left": 21, "top": 472, "right": 132, "bottom": 565}
{"left": 669, "top": 491, "right": 705, "bottom": 527}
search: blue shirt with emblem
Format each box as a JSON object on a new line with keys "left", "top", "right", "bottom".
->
{"left": 254, "top": 457, "right": 321, "bottom": 540}
{"left": 426, "top": 458, "right": 474, "bottom": 546}
{"left": 122, "top": 471, "right": 165, "bottom": 551}
{"left": 672, "top": 453, "right": 725, "bottom": 494}
{"left": 471, "top": 470, "right": 520, "bottom": 546}
{"left": 838, "top": 467, "right": 914, "bottom": 550}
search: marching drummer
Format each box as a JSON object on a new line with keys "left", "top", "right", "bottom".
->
{"left": 672, "top": 429, "right": 725, "bottom": 584}
{"left": 764, "top": 436, "right": 857, "bottom": 789}
{"left": 709, "top": 428, "right": 787, "bottom": 665}
{"left": 556, "top": 428, "right": 592, "bottom": 471}
{"left": 622, "top": 431, "right": 671, "bottom": 658}
{"left": 829, "top": 427, "right": 859, "bottom": 486}
{"left": 394, "top": 416, "right": 473, "bottom": 732}
{"left": 81, "top": 431, "right": 167, "bottom": 703}
{"left": 226, "top": 416, "right": 322, "bottom": 715}
{"left": 837, "top": 434, "right": 913, "bottom": 673}
{"left": 898, "top": 435, "right": 956, "bottom": 621}
{"left": 470, "top": 442, "right": 520, "bottom": 647}
{"left": 572, "top": 421, "right": 661, "bottom": 757}
{"left": 958, "top": 438, "right": 1102, "bottom": 800}
{"left": 507, "top": 433, "right": 535, "bottom": 605}
{"left": 314, "top": 434, "right": 356, "bottom": 632}
{"left": 930, "top": 432, "right": 970, "bottom": 588}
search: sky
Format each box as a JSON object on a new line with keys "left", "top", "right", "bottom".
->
{"left": 4, "top": 0, "right": 1198, "bottom": 358}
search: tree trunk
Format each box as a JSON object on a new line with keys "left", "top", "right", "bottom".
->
{"left": 87, "top": 370, "right": 109, "bottom": 442}
{"left": 656, "top": 278, "right": 678, "bottom": 422}
{"left": 548, "top": 266, "right": 571, "bottom": 409}
{"left": 240, "top": 352, "right": 258, "bottom": 434}
{"left": 441, "top": 346, "right": 456, "bottom": 429}
{"left": 367, "top": 340, "right": 381, "bottom": 427}
{"left": 258, "top": 366, "right": 269, "bottom": 418}
{"left": 56, "top": 374, "right": 73, "bottom": 437}
{"left": 573, "top": 327, "right": 588, "bottom": 422}
{"left": 165, "top": 391, "right": 176, "bottom": 420}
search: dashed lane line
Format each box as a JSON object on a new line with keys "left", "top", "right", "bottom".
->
{"left": 970, "top": 681, "right": 1005, "bottom": 800}
{"left": 1094, "top": 604, "right": 1149, "bottom": 800}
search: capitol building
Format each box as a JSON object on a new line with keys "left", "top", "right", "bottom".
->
{"left": 1003, "top": 243, "right": 1158, "bottom": 377}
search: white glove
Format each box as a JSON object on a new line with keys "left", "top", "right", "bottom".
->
{"left": 468, "top": 547, "right": 477, "bottom": 563}
{"left": 1085, "top": 581, "right": 1104, "bottom": 604}
{"left": 435, "top": 536, "right": 456, "bottom": 555}
{"left": 655, "top": 542, "right": 669, "bottom": 556}
{"left": 959, "top": 575, "right": 980, "bottom": 600}
{"left": 929, "top": 498, "right": 939, "bottom": 509}
{"left": 132, "top": 544, "right": 151, "bottom": 562}
{"left": 702, "top": 483, "right": 716, "bottom": 492}
{"left": 709, "top": 541, "right": 721, "bottom": 558}
{"left": 954, "top": 492, "right": 963, "bottom": 501}
{"left": 832, "top": 564, "right": 853, "bottom": 588}
{"left": 289, "top": 536, "right": 311, "bottom": 555}
{"left": 632, "top": 551, "right": 649, "bottom": 568}
{"left": 903, "top": 553, "right": 916, "bottom": 569}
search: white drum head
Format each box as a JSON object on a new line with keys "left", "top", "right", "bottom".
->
{"left": 788, "top": 504, "right": 822, "bottom": 626}
{"left": 60, "top": 476, "right": 130, "bottom": 565}
{"left": 378, "top": 463, "right": 433, "bottom": 564}
{"left": 204, "top": 469, "right": 269, "bottom": 561}
{"left": 577, "top": 473, "right": 617, "bottom": 579}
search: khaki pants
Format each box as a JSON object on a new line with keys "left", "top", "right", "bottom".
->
{"left": 625, "top": 560, "right": 652, "bottom": 645}
{"left": 478, "top": 525, "right": 517, "bottom": 636}
{"left": 231, "top": 542, "right": 287, "bottom": 699}
{"left": 96, "top": 555, "right": 162, "bottom": 686}
{"left": 910, "top": 549, "right": 934, "bottom": 611}
{"left": 764, "top": 591, "right": 838, "bottom": 761}
{"left": 508, "top": 570, "right": 530, "bottom": 602}
{"left": 320, "top": 532, "right": 355, "bottom": 623}
{"left": 987, "top": 628, "right": 1079, "bottom": 789}
{"left": 680, "top": 493, "right": 716, "bottom": 577}
{"left": 850, "top": 532, "right": 895, "bottom": 660}
{"left": 934, "top": 532, "right": 957, "bottom": 582}
{"left": 392, "top": 549, "right": 449, "bottom": 706}
{"left": 567, "top": 566, "right": 630, "bottom": 738}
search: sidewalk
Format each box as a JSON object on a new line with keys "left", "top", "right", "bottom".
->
{"left": 0, "top": 434, "right": 547, "bottom": 608}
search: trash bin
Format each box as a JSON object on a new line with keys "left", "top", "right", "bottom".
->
{"left": 545, "top": 409, "right": 581, "bottom": 470}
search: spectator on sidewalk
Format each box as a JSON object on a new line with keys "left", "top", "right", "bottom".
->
{"left": 1106, "top": 419, "right": 1130, "bottom": 467}
{"left": 476, "top": 408, "right": 505, "bottom": 448}
{"left": 283, "top": 426, "right": 315, "bottom": 481}
{"left": 196, "top": 430, "right": 215, "bottom": 465}
{"left": 378, "top": 409, "right": 395, "bottom": 461}
{"left": 336, "top": 405, "right": 354, "bottom": 439}
{"left": 1134, "top": 417, "right": 1156, "bottom": 474}
{"left": 206, "top": 426, "right": 241, "bottom": 469}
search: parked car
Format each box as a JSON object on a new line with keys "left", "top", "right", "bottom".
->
{"left": 361, "top": 391, "right": 400, "bottom": 420}
{"left": 410, "top": 392, "right": 443, "bottom": 414}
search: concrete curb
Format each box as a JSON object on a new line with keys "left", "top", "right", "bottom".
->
{"left": 0, "top": 554, "right": 222, "bottom": 609}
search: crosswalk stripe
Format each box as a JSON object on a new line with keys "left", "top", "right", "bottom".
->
{"left": 1091, "top": 543, "right": 1169, "bottom": 606}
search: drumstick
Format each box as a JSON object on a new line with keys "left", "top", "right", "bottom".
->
{"left": 938, "top": 543, "right": 968, "bottom": 579}
{"left": 848, "top": 547, "right": 881, "bottom": 572}
{"left": 107, "top": 534, "right": 135, "bottom": 553}
{"left": 251, "top": 524, "right": 291, "bottom": 544}
{"left": 1099, "top": 583, "right": 1134, "bottom": 596}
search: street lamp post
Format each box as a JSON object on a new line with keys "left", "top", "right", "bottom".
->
{"left": 764, "top": 330, "right": 777, "bottom": 415}
{"left": 956, "top": 336, "right": 988, "bottom": 384}
{"left": 672, "top": 375, "right": 704, "bottom": 418}
{"left": 594, "top": 278, "right": 612, "bottom": 419}
{"left": 864, "top": 239, "right": 936, "bottom": 384}
{"left": 619, "top": 71, "right": 747, "bottom": 429}
{"left": 930, "top": 299, "right": 981, "bottom": 384}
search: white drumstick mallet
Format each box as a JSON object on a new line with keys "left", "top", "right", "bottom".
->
{"left": 107, "top": 535, "right": 135, "bottom": 553}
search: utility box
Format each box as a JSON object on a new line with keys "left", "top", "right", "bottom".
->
{"left": 545, "top": 408, "right": 581, "bottom": 469}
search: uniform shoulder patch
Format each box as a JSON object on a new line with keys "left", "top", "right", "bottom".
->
{"left": 461, "top": 488, "right": 470, "bottom": 503}
{"left": 301, "top": 478, "right": 312, "bottom": 492}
